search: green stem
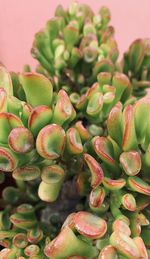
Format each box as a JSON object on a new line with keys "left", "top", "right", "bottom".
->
{"left": 15, "top": 180, "right": 26, "bottom": 191}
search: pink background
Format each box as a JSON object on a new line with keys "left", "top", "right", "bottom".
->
{"left": 0, "top": 0, "right": 150, "bottom": 71}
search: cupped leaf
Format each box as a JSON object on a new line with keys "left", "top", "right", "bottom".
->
{"left": 0, "top": 248, "right": 16, "bottom": 259}
{"left": 0, "top": 147, "right": 18, "bottom": 172}
{"left": 27, "top": 227, "right": 43, "bottom": 244}
{"left": 10, "top": 205, "right": 37, "bottom": 230}
{"left": 89, "top": 186, "right": 105, "bottom": 208}
{"left": 133, "top": 237, "right": 148, "bottom": 259}
{"left": 93, "top": 136, "right": 118, "bottom": 172}
{"left": 19, "top": 73, "right": 53, "bottom": 107}
{"left": 112, "top": 219, "right": 131, "bottom": 236}
{"left": 103, "top": 177, "right": 126, "bottom": 190}
{"left": 8, "top": 127, "right": 34, "bottom": 154}
{"left": 134, "top": 97, "right": 150, "bottom": 142}
{"left": 122, "top": 105, "right": 138, "bottom": 151}
{"left": 128, "top": 39, "right": 145, "bottom": 73}
{"left": 73, "top": 211, "right": 107, "bottom": 239}
{"left": 127, "top": 176, "right": 150, "bottom": 196}
{"left": 97, "top": 72, "right": 112, "bottom": 86}
{"left": 120, "top": 151, "right": 141, "bottom": 176}
{"left": 33, "top": 31, "right": 53, "bottom": 62}
{"left": 86, "top": 92, "right": 103, "bottom": 118}
{"left": 75, "top": 121, "right": 91, "bottom": 142}
{"left": 13, "top": 166, "right": 40, "bottom": 181}
{"left": 98, "top": 245, "right": 118, "bottom": 259}
{"left": 110, "top": 231, "right": 140, "bottom": 258}
{"left": 0, "top": 112, "right": 23, "bottom": 144}
{"left": 92, "top": 59, "right": 114, "bottom": 78}
{"left": 64, "top": 24, "right": 79, "bottom": 51}
{"left": 107, "top": 102, "right": 123, "bottom": 146}
{"left": 66, "top": 128, "right": 83, "bottom": 155}
{"left": 44, "top": 227, "right": 97, "bottom": 258}
{"left": 121, "top": 193, "right": 136, "bottom": 211}
{"left": 24, "top": 244, "right": 40, "bottom": 257}
{"left": 52, "top": 90, "right": 76, "bottom": 126}
{"left": 84, "top": 153, "right": 104, "bottom": 188}
{"left": 36, "top": 124, "right": 66, "bottom": 159}
{"left": 112, "top": 72, "right": 131, "bottom": 103}
{"left": 12, "top": 233, "right": 28, "bottom": 249}
{"left": 28, "top": 105, "right": 52, "bottom": 137}
{"left": 38, "top": 164, "right": 65, "bottom": 202}
{"left": 76, "top": 173, "right": 91, "bottom": 197}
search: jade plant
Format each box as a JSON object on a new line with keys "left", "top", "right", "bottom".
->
{"left": 122, "top": 38, "right": 150, "bottom": 97}
{"left": 0, "top": 1, "right": 150, "bottom": 259}
{"left": 31, "top": 2, "right": 119, "bottom": 93}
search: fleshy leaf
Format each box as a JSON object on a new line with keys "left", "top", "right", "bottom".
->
{"left": 73, "top": 211, "right": 107, "bottom": 239}
{"left": 122, "top": 105, "right": 138, "bottom": 151}
{"left": 38, "top": 165, "right": 65, "bottom": 202}
{"left": 19, "top": 73, "right": 53, "bottom": 107}
{"left": 120, "top": 151, "right": 141, "bottom": 176}
{"left": 28, "top": 105, "right": 52, "bottom": 137}
{"left": 110, "top": 231, "right": 140, "bottom": 258}
{"left": 84, "top": 153, "right": 104, "bottom": 188}
{"left": 36, "top": 124, "right": 66, "bottom": 160}
{"left": 0, "top": 66, "right": 13, "bottom": 95}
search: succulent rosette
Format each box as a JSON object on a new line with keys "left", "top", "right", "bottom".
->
{"left": 122, "top": 38, "right": 150, "bottom": 97}
{"left": 31, "top": 2, "right": 119, "bottom": 93}
{"left": 74, "top": 71, "right": 133, "bottom": 126}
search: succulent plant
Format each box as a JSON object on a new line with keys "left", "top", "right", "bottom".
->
{"left": 74, "top": 71, "right": 133, "bottom": 125}
{"left": 0, "top": 1, "right": 150, "bottom": 259}
{"left": 0, "top": 203, "right": 48, "bottom": 258}
{"left": 0, "top": 64, "right": 150, "bottom": 258}
{"left": 31, "top": 2, "right": 119, "bottom": 93}
{"left": 122, "top": 38, "right": 150, "bottom": 97}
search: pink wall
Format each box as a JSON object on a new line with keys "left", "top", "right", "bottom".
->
{"left": 0, "top": 0, "right": 150, "bottom": 71}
